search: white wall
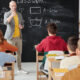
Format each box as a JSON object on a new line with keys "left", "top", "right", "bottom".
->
{"left": 79, "top": 0, "right": 80, "bottom": 38}
{"left": 79, "top": 0, "right": 80, "bottom": 21}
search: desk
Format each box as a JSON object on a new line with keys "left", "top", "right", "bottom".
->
{"left": 46, "top": 54, "right": 68, "bottom": 80}
{"left": 50, "top": 68, "right": 68, "bottom": 80}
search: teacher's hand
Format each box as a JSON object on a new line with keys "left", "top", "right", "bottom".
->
{"left": 19, "top": 24, "right": 24, "bottom": 29}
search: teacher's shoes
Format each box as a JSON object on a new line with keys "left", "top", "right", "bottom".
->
{"left": 15, "top": 70, "right": 28, "bottom": 75}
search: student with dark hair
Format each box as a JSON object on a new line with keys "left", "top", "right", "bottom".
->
{"left": 35, "top": 23, "right": 67, "bottom": 71}
{"left": 61, "top": 39, "right": 80, "bottom": 80}
{"left": 36, "top": 23, "right": 67, "bottom": 52}
{"left": 67, "top": 36, "right": 78, "bottom": 56}
{"left": 60, "top": 36, "right": 80, "bottom": 69}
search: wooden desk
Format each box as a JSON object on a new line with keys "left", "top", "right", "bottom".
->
{"left": 46, "top": 54, "right": 69, "bottom": 80}
{"left": 50, "top": 68, "right": 68, "bottom": 80}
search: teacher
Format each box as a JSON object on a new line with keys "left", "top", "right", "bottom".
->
{"left": 4, "top": 0, "right": 27, "bottom": 74}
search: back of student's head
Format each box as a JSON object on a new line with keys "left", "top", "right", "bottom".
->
{"left": 67, "top": 36, "right": 78, "bottom": 52}
{"left": 47, "top": 23, "right": 57, "bottom": 34}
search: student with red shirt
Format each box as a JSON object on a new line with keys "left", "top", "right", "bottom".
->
{"left": 36, "top": 23, "right": 67, "bottom": 52}
{"left": 35, "top": 23, "right": 68, "bottom": 71}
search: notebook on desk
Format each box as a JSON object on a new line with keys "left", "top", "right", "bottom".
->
{"left": 54, "top": 56, "right": 65, "bottom": 60}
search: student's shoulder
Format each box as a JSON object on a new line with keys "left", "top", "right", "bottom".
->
{"left": 71, "top": 56, "right": 80, "bottom": 59}
{"left": 61, "top": 56, "right": 76, "bottom": 63}
{"left": 61, "top": 57, "right": 71, "bottom": 63}
{"left": 3, "top": 40, "right": 9, "bottom": 44}
{"left": 40, "top": 37, "right": 48, "bottom": 43}
{"left": 58, "top": 36, "right": 66, "bottom": 42}
{"left": 61, "top": 57, "right": 69, "bottom": 61}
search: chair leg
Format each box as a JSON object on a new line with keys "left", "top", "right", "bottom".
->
{"left": 12, "top": 62, "right": 14, "bottom": 80}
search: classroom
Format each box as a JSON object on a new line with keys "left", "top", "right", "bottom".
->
{"left": 0, "top": 0, "right": 80, "bottom": 80}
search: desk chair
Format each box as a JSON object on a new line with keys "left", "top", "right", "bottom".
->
{"left": 50, "top": 65, "right": 80, "bottom": 80}
{"left": 62, "top": 65, "right": 80, "bottom": 80}
{"left": 0, "top": 52, "right": 15, "bottom": 80}
{"left": 36, "top": 50, "right": 48, "bottom": 80}
{"left": 0, "top": 62, "right": 14, "bottom": 80}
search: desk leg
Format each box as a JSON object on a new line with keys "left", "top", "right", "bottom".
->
{"left": 48, "top": 60, "right": 52, "bottom": 80}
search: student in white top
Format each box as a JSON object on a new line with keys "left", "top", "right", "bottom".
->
{"left": 60, "top": 36, "right": 80, "bottom": 69}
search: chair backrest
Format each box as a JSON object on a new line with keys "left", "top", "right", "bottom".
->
{"left": 36, "top": 50, "right": 44, "bottom": 61}
{"left": 48, "top": 51, "right": 64, "bottom": 55}
{"left": 62, "top": 66, "right": 80, "bottom": 80}
{"left": 44, "top": 51, "right": 64, "bottom": 70}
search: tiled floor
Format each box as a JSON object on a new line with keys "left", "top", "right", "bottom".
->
{"left": 15, "top": 63, "right": 36, "bottom": 80}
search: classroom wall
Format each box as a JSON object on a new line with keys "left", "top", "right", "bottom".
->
{"left": 79, "top": 0, "right": 80, "bottom": 38}
{"left": 0, "top": 0, "right": 79, "bottom": 62}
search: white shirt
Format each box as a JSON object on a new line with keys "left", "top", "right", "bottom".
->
{"left": 60, "top": 56, "right": 80, "bottom": 69}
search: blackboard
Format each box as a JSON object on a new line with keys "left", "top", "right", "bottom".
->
{"left": 0, "top": 0, "right": 79, "bottom": 62}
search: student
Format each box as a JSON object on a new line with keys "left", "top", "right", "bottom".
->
{"left": 60, "top": 36, "right": 80, "bottom": 69}
{"left": 0, "top": 30, "right": 17, "bottom": 70}
{"left": 36, "top": 23, "right": 67, "bottom": 52}
{"left": 0, "top": 52, "right": 16, "bottom": 67}
{"left": 35, "top": 23, "right": 67, "bottom": 70}
{"left": 62, "top": 40, "right": 80, "bottom": 80}
{"left": 0, "top": 29, "right": 18, "bottom": 53}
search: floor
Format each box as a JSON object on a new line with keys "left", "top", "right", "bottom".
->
{"left": 14, "top": 62, "right": 59, "bottom": 80}
{"left": 15, "top": 63, "right": 36, "bottom": 80}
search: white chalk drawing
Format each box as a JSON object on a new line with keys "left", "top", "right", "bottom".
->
{"left": 0, "top": 7, "right": 8, "bottom": 24}
{"left": 48, "top": 8, "right": 58, "bottom": 13}
{"left": 45, "top": 19, "right": 48, "bottom": 24}
{"left": 44, "top": 19, "right": 60, "bottom": 24}
{"left": 31, "top": 0, "right": 38, "bottom": 3}
{"left": 0, "top": 7, "right": 8, "bottom": 15}
{"left": 43, "top": 8, "right": 46, "bottom": 13}
{"left": 50, "top": 19, "right": 60, "bottom": 23}
{"left": 24, "top": 0, "right": 31, "bottom": 4}
{"left": 30, "top": 7, "right": 41, "bottom": 14}
{"left": 17, "top": 0, "right": 44, "bottom": 4}
{"left": 28, "top": 17, "right": 42, "bottom": 27}
{"left": 17, "top": 0, "right": 24, "bottom": 3}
